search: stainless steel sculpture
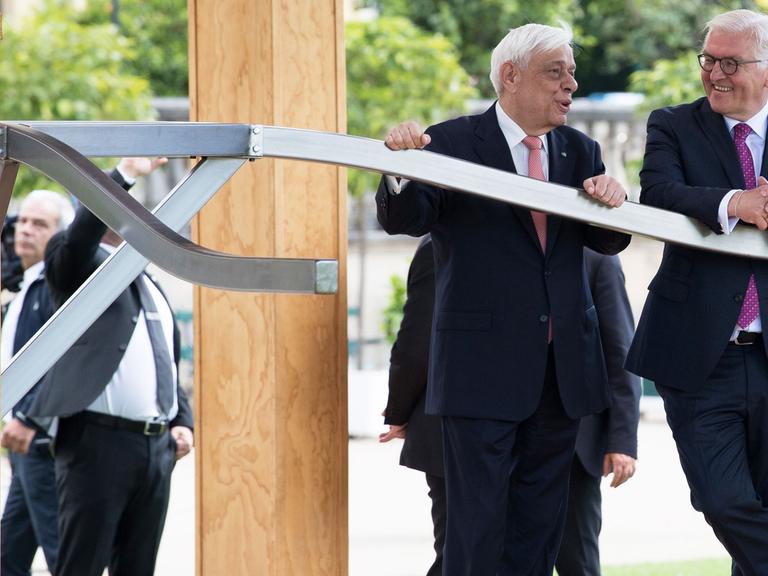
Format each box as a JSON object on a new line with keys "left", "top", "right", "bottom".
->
{"left": 2, "top": 121, "right": 767, "bottom": 416}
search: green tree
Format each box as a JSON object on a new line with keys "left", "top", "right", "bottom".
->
{"left": 0, "top": 0, "right": 152, "bottom": 194}
{"left": 369, "top": 0, "right": 580, "bottom": 97}
{"left": 346, "top": 16, "right": 474, "bottom": 367}
{"left": 80, "top": 0, "right": 189, "bottom": 96}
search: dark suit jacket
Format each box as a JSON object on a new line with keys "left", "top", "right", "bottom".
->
{"left": 577, "top": 249, "right": 641, "bottom": 477}
{"left": 626, "top": 97, "right": 768, "bottom": 390}
{"left": 386, "top": 239, "right": 640, "bottom": 478}
{"left": 28, "top": 206, "right": 193, "bottom": 429}
{"left": 376, "top": 104, "right": 631, "bottom": 421}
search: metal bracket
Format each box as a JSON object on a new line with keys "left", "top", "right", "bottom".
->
{"left": 249, "top": 124, "right": 264, "bottom": 158}
{"left": 0, "top": 126, "right": 6, "bottom": 159}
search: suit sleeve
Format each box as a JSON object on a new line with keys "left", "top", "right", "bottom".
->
{"left": 383, "top": 239, "right": 435, "bottom": 425}
{"left": 590, "top": 252, "right": 641, "bottom": 458}
{"left": 375, "top": 125, "right": 452, "bottom": 237}
{"left": 639, "top": 108, "right": 729, "bottom": 233}
{"left": 583, "top": 140, "right": 632, "bottom": 255}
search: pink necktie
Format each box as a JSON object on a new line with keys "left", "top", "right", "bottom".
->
{"left": 522, "top": 135, "right": 547, "bottom": 251}
{"left": 733, "top": 123, "right": 760, "bottom": 329}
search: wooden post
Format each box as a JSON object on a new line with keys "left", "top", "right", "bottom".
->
{"left": 188, "top": 1, "right": 347, "bottom": 574}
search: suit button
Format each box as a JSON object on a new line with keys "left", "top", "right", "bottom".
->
{"left": 544, "top": 269, "right": 552, "bottom": 277}
{"left": 131, "top": 315, "right": 139, "bottom": 324}
{"left": 118, "top": 343, "right": 128, "bottom": 351}
{"left": 539, "top": 314, "right": 549, "bottom": 323}
{"left": 735, "top": 294, "right": 744, "bottom": 303}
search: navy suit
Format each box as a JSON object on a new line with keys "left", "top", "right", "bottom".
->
{"left": 626, "top": 97, "right": 768, "bottom": 576}
{"left": 1, "top": 272, "right": 60, "bottom": 575}
{"left": 385, "top": 240, "right": 640, "bottom": 576}
{"left": 377, "top": 104, "right": 630, "bottom": 575}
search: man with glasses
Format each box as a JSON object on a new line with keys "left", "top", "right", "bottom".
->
{"left": 627, "top": 9, "right": 768, "bottom": 575}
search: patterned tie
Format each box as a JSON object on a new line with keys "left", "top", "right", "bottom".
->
{"left": 135, "top": 275, "right": 175, "bottom": 415}
{"left": 522, "top": 135, "right": 547, "bottom": 251}
{"left": 733, "top": 123, "right": 760, "bottom": 329}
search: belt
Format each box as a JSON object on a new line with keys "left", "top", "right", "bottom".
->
{"left": 81, "top": 411, "right": 169, "bottom": 436}
{"left": 731, "top": 331, "right": 762, "bottom": 346}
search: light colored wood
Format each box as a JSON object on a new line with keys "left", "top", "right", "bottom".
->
{"left": 188, "top": 1, "right": 347, "bottom": 574}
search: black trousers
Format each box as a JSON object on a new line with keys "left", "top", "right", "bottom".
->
{"left": 1, "top": 438, "right": 60, "bottom": 575}
{"left": 555, "top": 457, "right": 602, "bottom": 576}
{"left": 441, "top": 349, "right": 579, "bottom": 576}
{"left": 426, "top": 472, "right": 447, "bottom": 576}
{"left": 54, "top": 413, "right": 177, "bottom": 576}
{"left": 658, "top": 343, "right": 768, "bottom": 576}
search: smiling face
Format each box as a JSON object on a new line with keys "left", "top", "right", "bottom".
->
{"left": 702, "top": 29, "right": 768, "bottom": 120}
{"left": 499, "top": 45, "right": 577, "bottom": 136}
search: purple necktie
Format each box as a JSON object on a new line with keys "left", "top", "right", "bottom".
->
{"left": 734, "top": 123, "right": 759, "bottom": 329}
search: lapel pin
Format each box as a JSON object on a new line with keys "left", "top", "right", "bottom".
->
{"left": 560, "top": 151, "right": 567, "bottom": 157}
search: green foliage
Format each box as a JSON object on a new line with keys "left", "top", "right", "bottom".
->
{"left": 0, "top": 0, "right": 152, "bottom": 194}
{"left": 371, "top": 0, "right": 581, "bottom": 97}
{"left": 346, "top": 16, "right": 477, "bottom": 197}
{"left": 80, "top": 0, "right": 189, "bottom": 96}
{"left": 369, "top": 0, "right": 759, "bottom": 96}
{"left": 381, "top": 272, "right": 407, "bottom": 344}
{"left": 629, "top": 53, "right": 704, "bottom": 111}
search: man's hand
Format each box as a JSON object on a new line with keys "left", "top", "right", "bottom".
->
{"left": 603, "top": 452, "right": 636, "bottom": 488}
{"left": 170, "top": 426, "right": 194, "bottom": 460}
{"left": 117, "top": 157, "right": 169, "bottom": 180}
{"left": 0, "top": 418, "right": 36, "bottom": 454}
{"left": 728, "top": 176, "right": 768, "bottom": 230}
{"left": 379, "top": 424, "right": 407, "bottom": 443}
{"left": 384, "top": 121, "right": 431, "bottom": 151}
{"left": 583, "top": 175, "right": 626, "bottom": 208}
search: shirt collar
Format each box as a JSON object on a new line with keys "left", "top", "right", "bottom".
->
{"left": 20, "top": 260, "right": 45, "bottom": 289}
{"left": 495, "top": 101, "right": 549, "bottom": 153}
{"left": 724, "top": 99, "right": 768, "bottom": 140}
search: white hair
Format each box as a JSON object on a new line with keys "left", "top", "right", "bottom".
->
{"left": 20, "top": 190, "right": 75, "bottom": 231}
{"left": 489, "top": 23, "right": 574, "bottom": 96}
{"left": 705, "top": 9, "right": 768, "bottom": 62}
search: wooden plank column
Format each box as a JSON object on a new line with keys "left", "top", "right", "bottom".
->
{"left": 188, "top": 1, "right": 348, "bottom": 574}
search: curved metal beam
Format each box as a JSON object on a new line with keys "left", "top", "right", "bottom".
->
{"left": 260, "top": 125, "right": 768, "bottom": 260}
{"left": 4, "top": 123, "right": 334, "bottom": 292}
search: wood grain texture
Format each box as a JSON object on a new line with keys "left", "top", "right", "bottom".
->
{"left": 189, "top": 1, "right": 347, "bottom": 574}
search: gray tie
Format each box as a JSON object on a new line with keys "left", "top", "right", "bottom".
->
{"left": 135, "top": 275, "right": 174, "bottom": 415}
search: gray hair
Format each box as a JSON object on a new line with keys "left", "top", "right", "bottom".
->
{"left": 20, "top": 190, "right": 75, "bottom": 231}
{"left": 705, "top": 9, "right": 768, "bottom": 62}
{"left": 489, "top": 23, "right": 574, "bottom": 96}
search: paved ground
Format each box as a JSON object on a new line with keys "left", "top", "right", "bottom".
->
{"left": 2, "top": 402, "right": 728, "bottom": 575}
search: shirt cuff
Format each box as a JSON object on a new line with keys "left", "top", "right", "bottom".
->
{"left": 114, "top": 165, "right": 137, "bottom": 187}
{"left": 718, "top": 189, "right": 741, "bottom": 234}
{"left": 384, "top": 175, "right": 410, "bottom": 195}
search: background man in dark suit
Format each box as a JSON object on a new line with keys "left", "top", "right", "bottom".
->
{"left": 625, "top": 9, "right": 768, "bottom": 575}
{"left": 27, "top": 158, "right": 194, "bottom": 576}
{"left": 380, "top": 239, "right": 640, "bottom": 576}
{"left": 1, "top": 190, "right": 74, "bottom": 576}
{"left": 376, "top": 22, "right": 630, "bottom": 575}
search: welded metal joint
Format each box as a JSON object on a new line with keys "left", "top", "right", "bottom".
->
{"left": 249, "top": 124, "right": 264, "bottom": 158}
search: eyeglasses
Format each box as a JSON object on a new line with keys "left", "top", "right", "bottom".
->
{"left": 698, "top": 53, "right": 767, "bottom": 75}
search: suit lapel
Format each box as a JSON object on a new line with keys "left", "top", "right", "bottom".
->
{"left": 545, "top": 129, "right": 572, "bottom": 253}
{"left": 695, "top": 99, "right": 745, "bottom": 189}
{"left": 472, "top": 104, "right": 542, "bottom": 249}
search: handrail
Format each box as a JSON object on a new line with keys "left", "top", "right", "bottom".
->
{"left": 9, "top": 121, "right": 768, "bottom": 259}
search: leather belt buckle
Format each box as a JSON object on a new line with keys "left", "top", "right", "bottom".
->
{"left": 143, "top": 420, "right": 168, "bottom": 436}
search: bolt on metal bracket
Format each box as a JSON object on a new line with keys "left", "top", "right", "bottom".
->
{"left": 249, "top": 124, "right": 263, "bottom": 158}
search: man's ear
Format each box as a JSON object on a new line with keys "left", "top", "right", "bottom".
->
{"left": 501, "top": 61, "right": 519, "bottom": 93}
